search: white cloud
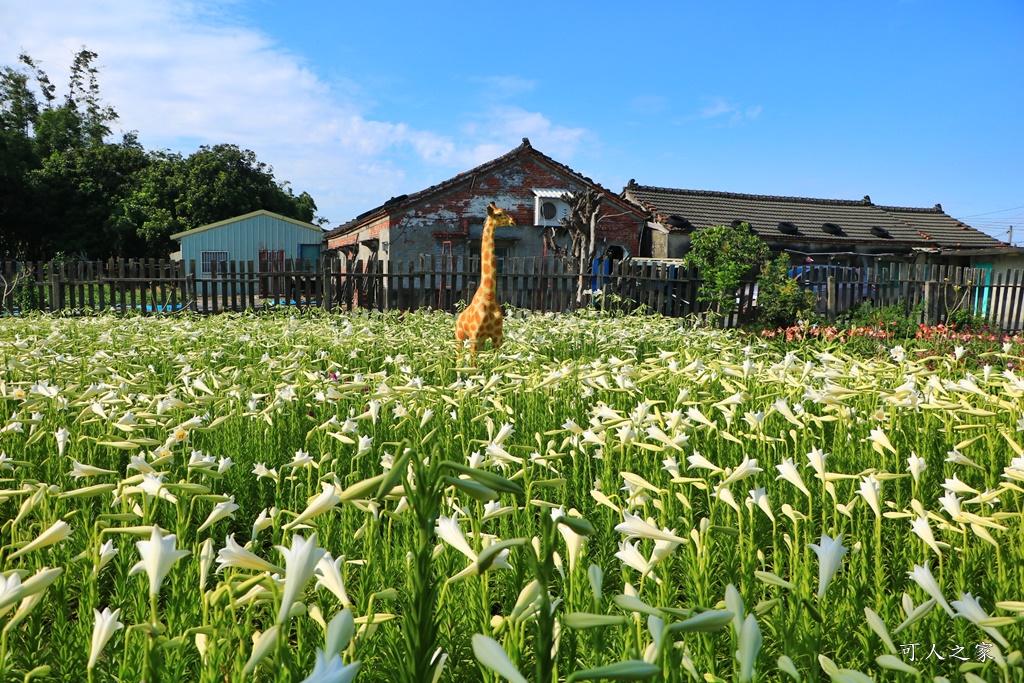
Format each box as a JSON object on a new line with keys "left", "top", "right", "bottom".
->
{"left": 0, "top": 1, "right": 592, "bottom": 225}
{"left": 460, "top": 105, "right": 588, "bottom": 162}
{"left": 699, "top": 97, "right": 737, "bottom": 119}
{"left": 693, "top": 97, "right": 762, "bottom": 124}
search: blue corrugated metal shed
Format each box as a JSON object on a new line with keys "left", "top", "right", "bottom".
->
{"left": 171, "top": 210, "right": 324, "bottom": 272}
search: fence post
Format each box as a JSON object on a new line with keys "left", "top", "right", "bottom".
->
{"left": 49, "top": 261, "right": 62, "bottom": 312}
{"left": 826, "top": 275, "right": 836, "bottom": 319}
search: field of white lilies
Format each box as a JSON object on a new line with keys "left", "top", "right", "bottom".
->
{"left": 0, "top": 310, "right": 1021, "bottom": 683}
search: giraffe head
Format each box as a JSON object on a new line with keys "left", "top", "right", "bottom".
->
{"left": 486, "top": 203, "right": 516, "bottom": 227}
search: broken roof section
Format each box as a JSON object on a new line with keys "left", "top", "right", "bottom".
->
{"left": 623, "top": 182, "right": 1006, "bottom": 250}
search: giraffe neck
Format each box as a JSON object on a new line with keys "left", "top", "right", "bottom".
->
{"left": 479, "top": 218, "right": 497, "bottom": 298}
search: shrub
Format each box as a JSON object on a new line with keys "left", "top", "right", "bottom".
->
{"left": 848, "top": 300, "right": 922, "bottom": 338}
{"left": 755, "top": 256, "right": 815, "bottom": 328}
{"left": 945, "top": 308, "right": 988, "bottom": 331}
{"left": 683, "top": 223, "right": 768, "bottom": 323}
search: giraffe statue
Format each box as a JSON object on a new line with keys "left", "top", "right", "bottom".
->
{"left": 456, "top": 202, "right": 515, "bottom": 354}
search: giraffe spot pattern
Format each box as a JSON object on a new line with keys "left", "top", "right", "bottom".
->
{"left": 455, "top": 202, "right": 514, "bottom": 354}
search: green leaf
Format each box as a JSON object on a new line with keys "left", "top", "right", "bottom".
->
{"left": 444, "top": 461, "right": 524, "bottom": 497}
{"left": 566, "top": 660, "right": 660, "bottom": 682}
{"left": 443, "top": 476, "right": 499, "bottom": 502}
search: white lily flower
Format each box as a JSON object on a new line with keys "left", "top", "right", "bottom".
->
{"left": 942, "top": 474, "right": 979, "bottom": 495}
{"left": 198, "top": 538, "right": 215, "bottom": 591}
{"left": 855, "top": 475, "right": 882, "bottom": 520}
{"left": 867, "top": 428, "right": 896, "bottom": 455}
{"left": 720, "top": 455, "right": 763, "bottom": 487}
{"left": 285, "top": 449, "right": 315, "bottom": 469}
{"left": 725, "top": 583, "right": 745, "bottom": 634}
{"left": 951, "top": 593, "right": 1010, "bottom": 648}
{"left": 0, "top": 573, "right": 22, "bottom": 618}
{"left": 776, "top": 458, "right": 811, "bottom": 497}
{"left": 906, "top": 453, "right": 926, "bottom": 484}
{"left": 945, "top": 448, "right": 983, "bottom": 470}
{"left": 910, "top": 516, "right": 943, "bottom": 557}
{"left": 129, "top": 527, "right": 190, "bottom": 598}
{"left": 493, "top": 421, "right": 515, "bottom": 445}
{"left": 251, "top": 508, "right": 275, "bottom": 541}
{"left": 252, "top": 462, "right": 279, "bottom": 482}
{"left": 553, "top": 508, "right": 586, "bottom": 573}
{"left": 9, "top": 520, "right": 72, "bottom": 560}
{"left": 87, "top": 607, "right": 123, "bottom": 670}
{"left": 55, "top": 427, "right": 70, "bottom": 457}
{"left": 68, "top": 460, "right": 116, "bottom": 479}
{"left": 284, "top": 482, "right": 340, "bottom": 531}
{"left": 746, "top": 487, "right": 775, "bottom": 523}
{"left": 686, "top": 451, "right": 724, "bottom": 474}
{"left": 356, "top": 435, "right": 373, "bottom": 458}
{"left": 615, "top": 541, "right": 654, "bottom": 581}
{"left": 95, "top": 540, "right": 118, "bottom": 576}
{"left": 216, "top": 534, "right": 284, "bottom": 574}
{"left": 471, "top": 634, "right": 527, "bottom": 683}
{"left": 243, "top": 625, "right": 280, "bottom": 675}
{"left": 1004, "top": 455, "right": 1024, "bottom": 482}
{"left": 714, "top": 484, "right": 742, "bottom": 513}
{"left": 906, "top": 562, "right": 954, "bottom": 617}
{"left": 614, "top": 511, "right": 687, "bottom": 545}
{"left": 275, "top": 533, "right": 327, "bottom": 624}
{"left": 315, "top": 552, "right": 354, "bottom": 607}
{"left": 299, "top": 649, "right": 361, "bottom": 683}
{"left": 808, "top": 533, "right": 847, "bottom": 598}
{"left": 805, "top": 447, "right": 828, "bottom": 481}
{"left": 198, "top": 496, "right": 239, "bottom": 532}
{"left": 937, "top": 491, "right": 963, "bottom": 522}
{"left": 136, "top": 472, "right": 177, "bottom": 503}
{"left": 324, "top": 608, "right": 356, "bottom": 657}
{"left": 435, "top": 515, "right": 477, "bottom": 560}
{"left": 0, "top": 567, "right": 62, "bottom": 617}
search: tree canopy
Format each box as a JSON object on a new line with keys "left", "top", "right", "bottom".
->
{"left": 0, "top": 48, "right": 320, "bottom": 260}
{"left": 683, "top": 222, "right": 769, "bottom": 320}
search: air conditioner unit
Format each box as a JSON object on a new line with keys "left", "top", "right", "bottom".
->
{"left": 535, "top": 196, "right": 570, "bottom": 227}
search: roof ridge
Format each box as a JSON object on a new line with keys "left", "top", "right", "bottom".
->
{"left": 327, "top": 139, "right": 640, "bottom": 238}
{"left": 628, "top": 184, "right": 873, "bottom": 207}
{"left": 877, "top": 204, "right": 943, "bottom": 214}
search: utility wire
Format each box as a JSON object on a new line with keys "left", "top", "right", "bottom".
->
{"left": 959, "top": 204, "right": 1024, "bottom": 218}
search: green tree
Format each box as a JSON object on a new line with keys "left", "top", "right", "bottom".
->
{"left": 1, "top": 50, "right": 320, "bottom": 260}
{"left": 755, "top": 255, "right": 815, "bottom": 328}
{"left": 112, "top": 144, "right": 320, "bottom": 257}
{"left": 179, "top": 144, "right": 316, "bottom": 227}
{"left": 683, "top": 222, "right": 769, "bottom": 322}
{"left": 0, "top": 66, "right": 40, "bottom": 257}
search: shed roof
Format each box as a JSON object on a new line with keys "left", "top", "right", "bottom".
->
{"left": 171, "top": 210, "right": 324, "bottom": 241}
{"left": 623, "top": 183, "right": 1005, "bottom": 250}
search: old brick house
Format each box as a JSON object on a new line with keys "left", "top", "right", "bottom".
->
{"left": 324, "top": 139, "right": 647, "bottom": 268}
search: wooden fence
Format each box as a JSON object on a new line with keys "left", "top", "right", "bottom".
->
{"left": 2, "top": 257, "right": 1022, "bottom": 331}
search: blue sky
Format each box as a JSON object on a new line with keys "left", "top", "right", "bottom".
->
{"left": 3, "top": 1, "right": 1022, "bottom": 239}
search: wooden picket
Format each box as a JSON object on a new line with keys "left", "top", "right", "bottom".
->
{"left": 4, "top": 257, "right": 1024, "bottom": 331}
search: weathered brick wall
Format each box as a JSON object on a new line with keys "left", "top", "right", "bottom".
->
{"left": 330, "top": 154, "right": 646, "bottom": 264}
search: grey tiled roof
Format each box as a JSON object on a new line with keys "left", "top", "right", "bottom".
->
{"left": 623, "top": 184, "right": 1005, "bottom": 250}
{"left": 880, "top": 206, "right": 1000, "bottom": 248}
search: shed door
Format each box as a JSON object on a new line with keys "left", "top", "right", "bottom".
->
{"left": 299, "top": 244, "right": 321, "bottom": 265}
{"left": 973, "top": 262, "right": 993, "bottom": 315}
{"left": 259, "top": 250, "right": 285, "bottom": 272}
